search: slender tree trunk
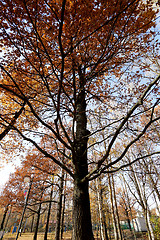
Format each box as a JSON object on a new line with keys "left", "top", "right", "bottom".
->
{"left": 0, "top": 207, "right": 11, "bottom": 240}
{"left": 101, "top": 191, "right": 109, "bottom": 240}
{"left": 152, "top": 191, "right": 160, "bottom": 215}
{"left": 124, "top": 207, "right": 132, "bottom": 231}
{"left": 143, "top": 160, "right": 160, "bottom": 202}
{"left": 108, "top": 215, "right": 112, "bottom": 240}
{"left": 96, "top": 178, "right": 105, "bottom": 240}
{"left": 22, "top": 218, "right": 27, "bottom": 233}
{"left": 102, "top": 212, "right": 109, "bottom": 240}
{"left": 60, "top": 194, "right": 65, "bottom": 240}
{"left": 108, "top": 173, "right": 123, "bottom": 240}
{"left": 72, "top": 69, "right": 94, "bottom": 240}
{"left": 100, "top": 130, "right": 121, "bottom": 240}
{"left": 122, "top": 175, "right": 137, "bottom": 240}
{"left": 30, "top": 214, "right": 35, "bottom": 232}
{"left": 0, "top": 204, "right": 9, "bottom": 230}
{"left": 55, "top": 170, "right": 64, "bottom": 240}
{"left": 143, "top": 195, "right": 155, "bottom": 240}
{"left": 60, "top": 175, "right": 67, "bottom": 240}
{"left": 111, "top": 174, "right": 123, "bottom": 240}
{"left": 96, "top": 178, "right": 109, "bottom": 240}
{"left": 33, "top": 199, "right": 42, "bottom": 240}
{"left": 130, "top": 165, "right": 155, "bottom": 240}
{"left": 108, "top": 174, "right": 118, "bottom": 240}
{"left": 44, "top": 185, "right": 53, "bottom": 240}
{"left": 16, "top": 178, "right": 33, "bottom": 240}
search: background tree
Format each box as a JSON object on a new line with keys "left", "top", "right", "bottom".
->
{"left": 0, "top": 0, "right": 159, "bottom": 239}
{"left": 0, "top": 160, "right": 56, "bottom": 236}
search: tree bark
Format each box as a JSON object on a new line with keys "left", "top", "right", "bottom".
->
{"left": 111, "top": 174, "right": 123, "bottom": 240}
{"left": 108, "top": 174, "right": 119, "bottom": 240}
{"left": 44, "top": 185, "right": 53, "bottom": 240}
{"left": 55, "top": 170, "right": 64, "bottom": 240}
{"left": 96, "top": 178, "right": 109, "bottom": 240}
{"left": 33, "top": 192, "right": 43, "bottom": 240}
{"left": 72, "top": 69, "right": 94, "bottom": 240}
{"left": 72, "top": 179, "right": 94, "bottom": 240}
{"left": 96, "top": 178, "right": 104, "bottom": 240}
{"left": 60, "top": 175, "right": 67, "bottom": 240}
{"left": 102, "top": 211, "right": 109, "bottom": 240}
{"left": 60, "top": 193, "right": 65, "bottom": 240}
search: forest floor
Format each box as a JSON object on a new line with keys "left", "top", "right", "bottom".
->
{"left": 2, "top": 230, "right": 149, "bottom": 240}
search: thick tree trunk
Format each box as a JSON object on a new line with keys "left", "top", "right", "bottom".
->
{"left": 72, "top": 179, "right": 94, "bottom": 240}
{"left": 72, "top": 69, "right": 94, "bottom": 240}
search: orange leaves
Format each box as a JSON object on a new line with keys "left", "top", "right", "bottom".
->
{"left": 0, "top": 0, "right": 157, "bottom": 90}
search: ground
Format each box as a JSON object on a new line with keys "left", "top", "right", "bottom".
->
{"left": 1, "top": 230, "right": 150, "bottom": 240}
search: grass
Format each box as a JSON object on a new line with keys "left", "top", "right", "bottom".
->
{"left": 2, "top": 231, "right": 72, "bottom": 240}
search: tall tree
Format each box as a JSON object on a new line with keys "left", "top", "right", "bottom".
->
{"left": 44, "top": 179, "right": 54, "bottom": 240}
{"left": 96, "top": 177, "right": 109, "bottom": 240}
{"left": 55, "top": 170, "right": 64, "bottom": 240}
{"left": 0, "top": 1, "right": 159, "bottom": 239}
{"left": 127, "top": 159, "right": 155, "bottom": 240}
